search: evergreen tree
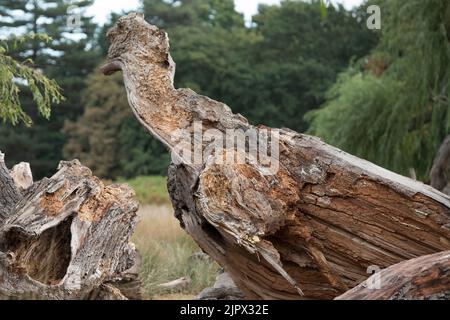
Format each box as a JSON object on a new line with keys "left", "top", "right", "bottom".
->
{"left": 0, "top": 0, "right": 99, "bottom": 178}
{"left": 63, "top": 71, "right": 170, "bottom": 179}
{"left": 243, "top": 0, "right": 377, "bottom": 131}
{"left": 74, "top": 0, "right": 251, "bottom": 179}
{"left": 0, "top": 34, "right": 63, "bottom": 126}
{"left": 142, "top": 0, "right": 376, "bottom": 131}
{"left": 67, "top": 0, "right": 377, "bottom": 180}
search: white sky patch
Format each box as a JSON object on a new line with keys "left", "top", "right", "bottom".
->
{"left": 234, "top": 0, "right": 281, "bottom": 22}
{"left": 87, "top": 0, "right": 141, "bottom": 25}
{"left": 87, "top": 0, "right": 365, "bottom": 26}
{"left": 333, "top": 0, "right": 365, "bottom": 9}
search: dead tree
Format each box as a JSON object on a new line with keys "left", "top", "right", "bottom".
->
{"left": 337, "top": 250, "right": 450, "bottom": 300}
{"left": 0, "top": 151, "right": 141, "bottom": 300}
{"left": 102, "top": 13, "right": 450, "bottom": 300}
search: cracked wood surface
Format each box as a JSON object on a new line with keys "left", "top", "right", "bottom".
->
{"left": 0, "top": 154, "right": 141, "bottom": 300}
{"left": 336, "top": 250, "right": 450, "bottom": 300}
{"left": 103, "top": 13, "right": 450, "bottom": 300}
{"left": 0, "top": 151, "right": 21, "bottom": 223}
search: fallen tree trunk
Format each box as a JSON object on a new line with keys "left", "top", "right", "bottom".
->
{"left": 336, "top": 250, "right": 450, "bottom": 300}
{"left": 102, "top": 13, "right": 450, "bottom": 300}
{"left": 168, "top": 136, "right": 450, "bottom": 300}
{"left": 0, "top": 151, "right": 141, "bottom": 300}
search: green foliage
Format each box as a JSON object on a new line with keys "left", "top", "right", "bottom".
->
{"left": 308, "top": 0, "right": 450, "bottom": 180}
{"left": 243, "top": 1, "right": 369, "bottom": 130}
{"left": 143, "top": 0, "right": 245, "bottom": 29}
{"left": 306, "top": 68, "right": 401, "bottom": 165}
{"left": 63, "top": 71, "right": 170, "bottom": 179}
{"left": 1, "top": 0, "right": 376, "bottom": 181}
{"left": 0, "top": 34, "right": 63, "bottom": 126}
{"left": 319, "top": 0, "right": 331, "bottom": 19}
{"left": 70, "top": 0, "right": 375, "bottom": 181}
{"left": 118, "top": 176, "right": 170, "bottom": 205}
{"left": 0, "top": 0, "right": 100, "bottom": 178}
{"left": 142, "top": 0, "right": 376, "bottom": 133}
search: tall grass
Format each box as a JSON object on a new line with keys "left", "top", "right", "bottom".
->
{"left": 133, "top": 205, "right": 219, "bottom": 300}
{"left": 120, "top": 176, "right": 220, "bottom": 299}
{"left": 119, "top": 176, "right": 170, "bottom": 205}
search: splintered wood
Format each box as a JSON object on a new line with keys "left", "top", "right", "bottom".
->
{"left": 0, "top": 153, "right": 141, "bottom": 299}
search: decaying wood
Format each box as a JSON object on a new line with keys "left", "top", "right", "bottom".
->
{"left": 0, "top": 151, "right": 21, "bottom": 223}
{"left": 0, "top": 153, "right": 141, "bottom": 300}
{"left": 103, "top": 13, "right": 450, "bottom": 300}
{"left": 336, "top": 250, "right": 450, "bottom": 300}
{"left": 10, "top": 162, "right": 33, "bottom": 192}
{"left": 158, "top": 276, "right": 191, "bottom": 292}
{"left": 198, "top": 271, "right": 245, "bottom": 300}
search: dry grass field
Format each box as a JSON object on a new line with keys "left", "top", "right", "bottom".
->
{"left": 132, "top": 204, "right": 219, "bottom": 300}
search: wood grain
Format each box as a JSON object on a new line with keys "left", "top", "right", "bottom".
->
{"left": 0, "top": 155, "right": 141, "bottom": 299}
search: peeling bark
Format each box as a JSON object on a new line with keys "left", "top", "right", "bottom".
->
{"left": 103, "top": 13, "right": 450, "bottom": 300}
{"left": 0, "top": 153, "right": 141, "bottom": 300}
{"left": 0, "top": 152, "right": 21, "bottom": 223}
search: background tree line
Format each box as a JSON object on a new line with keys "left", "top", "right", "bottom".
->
{"left": 2, "top": 0, "right": 446, "bottom": 183}
{"left": 308, "top": 0, "right": 450, "bottom": 181}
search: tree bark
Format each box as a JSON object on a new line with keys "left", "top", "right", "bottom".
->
{"left": 0, "top": 152, "right": 21, "bottom": 223}
{"left": 336, "top": 250, "right": 450, "bottom": 300}
{"left": 103, "top": 13, "right": 450, "bottom": 300}
{"left": 0, "top": 153, "right": 141, "bottom": 300}
{"left": 168, "top": 135, "right": 450, "bottom": 300}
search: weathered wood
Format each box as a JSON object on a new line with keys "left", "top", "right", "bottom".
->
{"left": 336, "top": 250, "right": 450, "bottom": 300}
{"left": 10, "top": 162, "right": 33, "bottom": 192}
{"left": 158, "top": 276, "right": 191, "bottom": 292}
{"left": 198, "top": 271, "right": 245, "bottom": 300}
{"left": 0, "top": 152, "right": 21, "bottom": 223}
{"left": 103, "top": 13, "right": 450, "bottom": 300}
{"left": 0, "top": 154, "right": 141, "bottom": 300}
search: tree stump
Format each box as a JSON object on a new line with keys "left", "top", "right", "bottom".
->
{"left": 102, "top": 13, "right": 450, "bottom": 300}
{"left": 0, "top": 151, "right": 141, "bottom": 300}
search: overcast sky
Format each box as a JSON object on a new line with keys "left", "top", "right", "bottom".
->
{"left": 88, "top": 0, "right": 365, "bottom": 25}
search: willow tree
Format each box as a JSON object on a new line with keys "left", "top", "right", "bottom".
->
{"left": 307, "top": 0, "right": 450, "bottom": 181}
